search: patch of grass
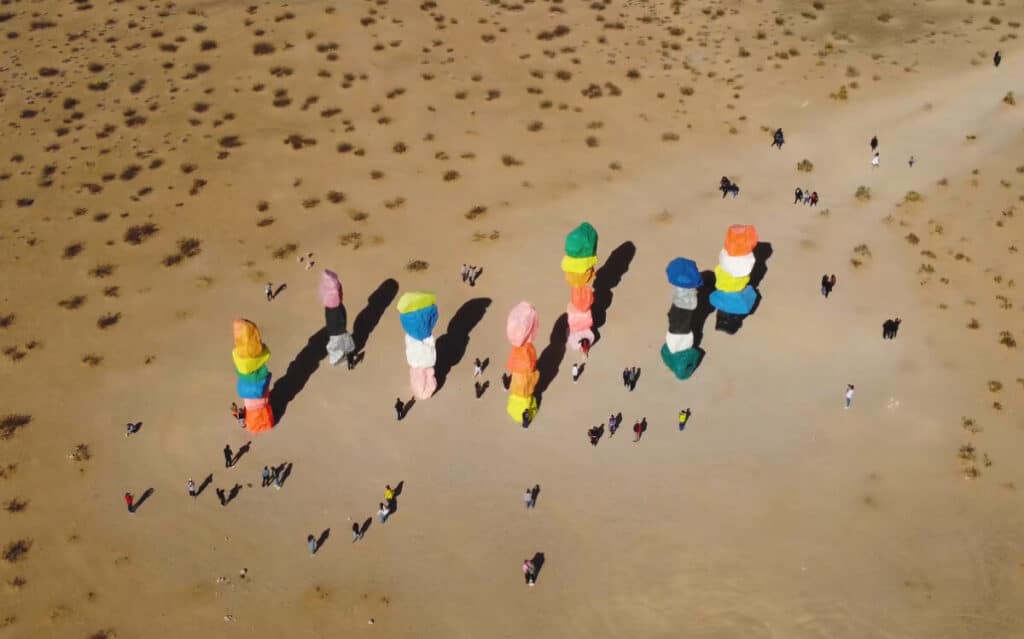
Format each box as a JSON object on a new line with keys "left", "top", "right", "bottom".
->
{"left": 797, "top": 159, "right": 814, "bottom": 172}
{"left": 63, "top": 243, "right": 84, "bottom": 259}
{"left": 854, "top": 185, "right": 871, "bottom": 201}
{"left": 905, "top": 233, "right": 920, "bottom": 244}
{"left": 272, "top": 243, "right": 299, "bottom": 260}
{"left": 2, "top": 539, "right": 30, "bottom": 563}
{"left": 501, "top": 155, "right": 523, "bottom": 167}
{"left": 0, "top": 415, "right": 31, "bottom": 441}
{"left": 904, "top": 190, "right": 922, "bottom": 202}
{"left": 987, "top": 380, "right": 1003, "bottom": 392}
{"left": 178, "top": 238, "right": 201, "bottom": 257}
{"left": 123, "top": 223, "right": 159, "bottom": 245}
{"left": 4, "top": 498, "right": 27, "bottom": 513}
{"left": 96, "top": 313, "right": 121, "bottom": 330}
{"left": 961, "top": 416, "right": 982, "bottom": 434}
{"left": 58, "top": 295, "right": 87, "bottom": 310}
{"left": 89, "top": 264, "right": 115, "bottom": 278}
{"left": 253, "top": 42, "right": 275, "bottom": 55}
{"left": 465, "top": 205, "right": 487, "bottom": 220}
{"left": 877, "top": 12, "right": 892, "bottom": 23}
{"left": 0, "top": 314, "right": 13, "bottom": 329}
{"left": 338, "top": 232, "right": 363, "bottom": 249}
{"left": 256, "top": 217, "right": 275, "bottom": 227}
{"left": 999, "top": 331, "right": 1016, "bottom": 348}
{"left": 443, "top": 170, "right": 460, "bottom": 182}
{"left": 405, "top": 259, "right": 429, "bottom": 272}
{"left": 661, "top": 132, "right": 680, "bottom": 142}
{"left": 68, "top": 443, "right": 91, "bottom": 462}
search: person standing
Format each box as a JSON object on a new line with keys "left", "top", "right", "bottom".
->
{"left": 523, "top": 559, "right": 536, "bottom": 586}
{"left": 473, "top": 358, "right": 483, "bottom": 377}
{"left": 265, "top": 282, "right": 273, "bottom": 302}
{"left": 273, "top": 467, "right": 284, "bottom": 490}
{"left": 378, "top": 501, "right": 391, "bottom": 524}
{"left": 352, "top": 522, "right": 362, "bottom": 542}
{"left": 994, "top": 50, "right": 1001, "bottom": 67}
{"left": 571, "top": 363, "right": 580, "bottom": 384}
{"left": 187, "top": 478, "right": 197, "bottom": 498}
{"left": 608, "top": 413, "right": 618, "bottom": 437}
{"left": 810, "top": 191, "right": 818, "bottom": 206}
{"left": 821, "top": 274, "right": 830, "bottom": 297}
{"left": 460, "top": 264, "right": 469, "bottom": 283}
{"left": 622, "top": 368, "right": 630, "bottom": 389}
{"left": 871, "top": 152, "right": 880, "bottom": 168}
{"left": 223, "top": 444, "right": 233, "bottom": 468}
{"left": 845, "top": 384, "right": 855, "bottom": 409}
{"left": 628, "top": 367, "right": 640, "bottom": 391}
{"left": 384, "top": 484, "right": 395, "bottom": 505}
{"left": 261, "top": 466, "right": 271, "bottom": 487}
{"left": 678, "top": 409, "right": 691, "bottom": 431}
{"left": 523, "top": 488, "right": 532, "bottom": 510}
{"left": 870, "top": 135, "right": 878, "bottom": 152}
{"left": 394, "top": 397, "right": 404, "bottom": 421}
{"left": 231, "top": 403, "right": 245, "bottom": 428}
{"left": 633, "top": 420, "right": 643, "bottom": 443}
{"left": 794, "top": 187, "right": 803, "bottom": 204}
{"left": 579, "top": 338, "right": 591, "bottom": 358}
{"left": 308, "top": 534, "right": 317, "bottom": 556}
{"left": 124, "top": 492, "right": 134, "bottom": 513}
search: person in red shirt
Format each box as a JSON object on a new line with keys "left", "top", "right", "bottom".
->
{"left": 124, "top": 492, "right": 134, "bottom": 513}
{"left": 579, "top": 338, "right": 590, "bottom": 358}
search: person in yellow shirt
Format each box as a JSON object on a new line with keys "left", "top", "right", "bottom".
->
{"left": 678, "top": 408, "right": 691, "bottom": 432}
{"left": 384, "top": 485, "right": 394, "bottom": 503}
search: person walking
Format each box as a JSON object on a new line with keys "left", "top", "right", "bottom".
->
{"left": 308, "top": 534, "right": 317, "bottom": 556}
{"left": 261, "top": 466, "right": 271, "bottom": 487}
{"left": 384, "top": 484, "right": 395, "bottom": 505}
{"left": 810, "top": 191, "right": 818, "bottom": 206}
{"left": 845, "top": 384, "right": 855, "bottom": 409}
{"left": 871, "top": 152, "right": 880, "bottom": 168}
{"left": 352, "top": 522, "right": 362, "bottom": 542}
{"left": 820, "top": 274, "right": 830, "bottom": 297}
{"left": 473, "top": 358, "right": 483, "bottom": 377}
{"left": 622, "top": 368, "right": 630, "bottom": 389}
{"left": 265, "top": 282, "right": 273, "bottom": 302}
{"left": 908, "top": 155, "right": 915, "bottom": 168}
{"left": 468, "top": 266, "right": 481, "bottom": 286}
{"left": 994, "top": 50, "right": 1001, "bottom": 67}
{"left": 124, "top": 491, "right": 134, "bottom": 513}
{"left": 460, "top": 264, "right": 469, "bottom": 283}
{"left": 571, "top": 363, "right": 580, "bottom": 384}
{"left": 870, "top": 135, "right": 878, "bottom": 152}
{"left": 579, "top": 338, "right": 591, "bottom": 358}
{"left": 608, "top": 413, "right": 619, "bottom": 437}
{"left": 772, "top": 128, "right": 784, "bottom": 149}
{"left": 632, "top": 420, "right": 643, "bottom": 443}
{"left": 273, "top": 467, "right": 284, "bottom": 490}
{"left": 216, "top": 488, "right": 226, "bottom": 506}
{"left": 523, "top": 488, "right": 533, "bottom": 510}
{"left": 223, "top": 444, "right": 233, "bottom": 468}
{"left": 523, "top": 558, "right": 536, "bottom": 586}
{"left": 187, "top": 478, "right": 197, "bottom": 498}
{"left": 378, "top": 501, "right": 391, "bottom": 524}
{"left": 794, "top": 187, "right": 803, "bottom": 204}
{"left": 394, "top": 397, "right": 404, "bottom": 421}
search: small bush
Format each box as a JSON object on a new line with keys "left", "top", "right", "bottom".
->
{"left": 999, "top": 331, "right": 1016, "bottom": 348}
{"left": 0, "top": 414, "right": 31, "bottom": 440}
{"left": 1003, "top": 92, "right": 1016, "bottom": 106}
{"left": 123, "top": 223, "right": 159, "bottom": 245}
{"left": 405, "top": 260, "right": 429, "bottom": 272}
{"left": 987, "top": 380, "right": 1003, "bottom": 392}
{"left": 855, "top": 185, "right": 871, "bottom": 201}
{"left": 2, "top": 539, "right": 31, "bottom": 563}
{"left": 797, "top": 159, "right": 814, "bottom": 172}
{"left": 904, "top": 191, "right": 922, "bottom": 202}
{"left": 905, "top": 233, "right": 920, "bottom": 244}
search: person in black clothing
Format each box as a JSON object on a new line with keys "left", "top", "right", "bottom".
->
{"left": 870, "top": 135, "right": 878, "bottom": 152}
{"left": 772, "top": 128, "right": 784, "bottom": 149}
{"left": 720, "top": 176, "right": 732, "bottom": 198}
{"left": 994, "top": 51, "right": 1001, "bottom": 67}
{"left": 795, "top": 187, "right": 803, "bottom": 204}
{"left": 223, "top": 444, "right": 233, "bottom": 468}
{"left": 394, "top": 397, "right": 404, "bottom": 420}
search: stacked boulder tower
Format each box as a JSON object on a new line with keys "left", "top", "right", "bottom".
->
{"left": 660, "top": 257, "right": 704, "bottom": 380}
{"left": 231, "top": 319, "right": 274, "bottom": 432}
{"left": 561, "top": 222, "right": 599, "bottom": 351}
{"left": 710, "top": 224, "right": 760, "bottom": 334}
{"left": 320, "top": 270, "right": 356, "bottom": 366}
{"left": 505, "top": 301, "right": 540, "bottom": 424}
{"left": 397, "top": 291, "right": 439, "bottom": 400}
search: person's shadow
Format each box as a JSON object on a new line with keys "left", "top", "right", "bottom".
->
{"left": 474, "top": 380, "right": 490, "bottom": 398}
{"left": 531, "top": 552, "right": 546, "bottom": 582}
{"left": 133, "top": 487, "right": 155, "bottom": 512}
{"left": 359, "top": 517, "right": 373, "bottom": 538}
{"left": 272, "top": 283, "right": 287, "bottom": 300}
{"left": 274, "top": 462, "right": 293, "bottom": 486}
{"left": 399, "top": 398, "right": 415, "bottom": 420}
{"left": 389, "top": 480, "right": 405, "bottom": 513}
{"left": 316, "top": 528, "right": 330, "bottom": 552}
{"left": 535, "top": 314, "right": 568, "bottom": 407}
{"left": 591, "top": 241, "right": 635, "bottom": 343}
{"left": 434, "top": 298, "right": 491, "bottom": 391}
{"left": 269, "top": 328, "right": 329, "bottom": 423}
{"left": 231, "top": 442, "right": 252, "bottom": 466}
{"left": 225, "top": 483, "right": 242, "bottom": 505}
{"left": 352, "top": 279, "right": 399, "bottom": 353}
{"left": 195, "top": 474, "right": 213, "bottom": 497}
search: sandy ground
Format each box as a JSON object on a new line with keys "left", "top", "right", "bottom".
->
{"left": 1, "top": 0, "right": 1024, "bottom": 637}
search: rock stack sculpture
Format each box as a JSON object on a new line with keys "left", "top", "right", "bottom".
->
{"left": 397, "top": 291, "right": 439, "bottom": 400}
{"left": 660, "top": 257, "right": 704, "bottom": 380}
{"left": 561, "top": 222, "right": 599, "bottom": 351}
{"left": 231, "top": 319, "right": 274, "bottom": 432}
{"left": 505, "top": 301, "right": 540, "bottom": 425}
{"left": 710, "top": 224, "right": 759, "bottom": 334}
{"left": 320, "top": 270, "right": 356, "bottom": 366}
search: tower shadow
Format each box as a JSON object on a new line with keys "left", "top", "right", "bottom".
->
{"left": 269, "top": 327, "right": 328, "bottom": 424}
{"left": 434, "top": 298, "right": 491, "bottom": 391}
{"left": 690, "top": 270, "right": 716, "bottom": 349}
{"left": 535, "top": 313, "right": 568, "bottom": 407}
{"left": 746, "top": 242, "right": 773, "bottom": 317}
{"left": 591, "top": 241, "right": 635, "bottom": 344}
{"left": 352, "top": 278, "right": 399, "bottom": 352}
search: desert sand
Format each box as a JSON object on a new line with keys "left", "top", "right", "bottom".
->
{"left": 2, "top": 0, "right": 1024, "bottom": 637}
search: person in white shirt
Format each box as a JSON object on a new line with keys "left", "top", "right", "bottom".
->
{"left": 378, "top": 501, "right": 390, "bottom": 524}
{"left": 845, "top": 384, "right": 855, "bottom": 409}
{"left": 871, "top": 152, "right": 880, "bottom": 168}
{"left": 571, "top": 363, "right": 580, "bottom": 383}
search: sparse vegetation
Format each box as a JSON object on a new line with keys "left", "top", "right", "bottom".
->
{"left": 987, "top": 380, "right": 1003, "bottom": 392}
{"left": 96, "top": 313, "right": 121, "bottom": 330}
{"left": 272, "top": 243, "right": 299, "bottom": 260}
{"left": 1003, "top": 92, "right": 1016, "bottom": 106}
{"left": 904, "top": 191, "right": 922, "bottom": 202}
{"left": 4, "top": 498, "right": 27, "bottom": 513}
{"left": 905, "top": 233, "right": 920, "bottom": 245}
{"left": 0, "top": 415, "right": 31, "bottom": 441}
{"left": 999, "top": 331, "right": 1016, "bottom": 348}
{"left": 81, "top": 354, "right": 103, "bottom": 367}
{"left": 465, "top": 206, "right": 487, "bottom": 220}
{"left": 797, "top": 159, "right": 814, "bottom": 172}
{"left": 68, "top": 443, "right": 91, "bottom": 462}
{"left": 123, "top": 223, "right": 159, "bottom": 245}
{"left": 2, "top": 539, "right": 31, "bottom": 563}
{"left": 58, "top": 295, "right": 87, "bottom": 310}
{"left": 405, "top": 259, "right": 429, "bottom": 272}
{"left": 62, "top": 243, "right": 84, "bottom": 259}
{"left": 855, "top": 185, "right": 871, "bottom": 201}
{"left": 89, "top": 264, "right": 115, "bottom": 278}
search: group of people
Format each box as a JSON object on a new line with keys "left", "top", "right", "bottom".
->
{"left": 621, "top": 367, "right": 641, "bottom": 391}
{"left": 882, "top": 318, "right": 902, "bottom": 339}
{"left": 794, "top": 187, "right": 819, "bottom": 206}
{"left": 719, "top": 176, "right": 740, "bottom": 198}
{"left": 460, "top": 264, "right": 483, "bottom": 286}
{"left": 819, "top": 274, "right": 837, "bottom": 298}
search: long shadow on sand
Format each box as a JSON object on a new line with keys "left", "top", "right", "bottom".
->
{"left": 269, "top": 327, "right": 328, "bottom": 424}
{"left": 691, "top": 270, "right": 716, "bottom": 349}
{"left": 352, "top": 278, "right": 399, "bottom": 352}
{"left": 434, "top": 298, "right": 491, "bottom": 391}
{"left": 591, "top": 241, "right": 635, "bottom": 344}
{"left": 535, "top": 313, "right": 568, "bottom": 408}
